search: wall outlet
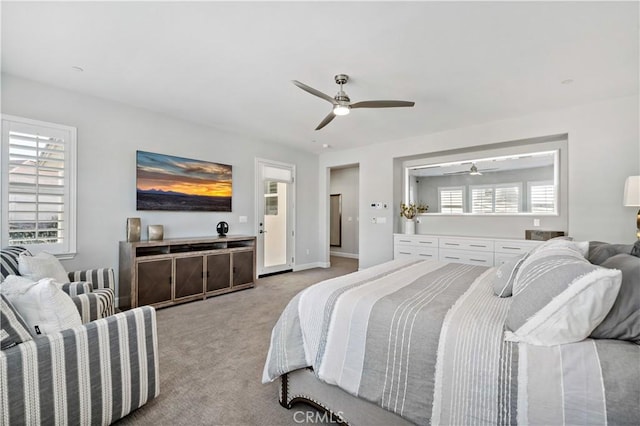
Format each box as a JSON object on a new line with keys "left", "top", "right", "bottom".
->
{"left": 533, "top": 218, "right": 540, "bottom": 227}
{"left": 377, "top": 217, "right": 387, "bottom": 224}
{"left": 371, "top": 217, "right": 377, "bottom": 224}
{"left": 239, "top": 216, "right": 247, "bottom": 223}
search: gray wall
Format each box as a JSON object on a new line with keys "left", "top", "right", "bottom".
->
{"left": 330, "top": 166, "right": 359, "bottom": 257}
{"left": 1, "top": 74, "right": 321, "bottom": 296}
{"left": 319, "top": 95, "right": 639, "bottom": 269}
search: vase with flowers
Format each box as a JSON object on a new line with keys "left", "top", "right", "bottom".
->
{"left": 400, "top": 202, "right": 417, "bottom": 234}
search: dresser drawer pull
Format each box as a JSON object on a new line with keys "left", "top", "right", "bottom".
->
{"left": 470, "top": 259, "right": 487, "bottom": 263}
{"left": 501, "top": 246, "right": 521, "bottom": 250}
{"left": 444, "top": 243, "right": 460, "bottom": 246}
{"left": 445, "top": 256, "right": 460, "bottom": 260}
{"left": 419, "top": 254, "right": 433, "bottom": 257}
{"left": 399, "top": 240, "right": 411, "bottom": 243}
{"left": 470, "top": 244, "right": 487, "bottom": 248}
{"left": 419, "top": 241, "right": 433, "bottom": 244}
{"left": 399, "top": 251, "right": 411, "bottom": 255}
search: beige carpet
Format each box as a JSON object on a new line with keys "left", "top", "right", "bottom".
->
{"left": 116, "top": 256, "right": 358, "bottom": 425}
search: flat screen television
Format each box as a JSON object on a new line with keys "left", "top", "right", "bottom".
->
{"left": 136, "top": 150, "right": 232, "bottom": 212}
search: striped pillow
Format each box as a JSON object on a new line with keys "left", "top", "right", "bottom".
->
{"left": 505, "top": 245, "right": 622, "bottom": 346}
{"left": 0, "top": 293, "right": 33, "bottom": 349}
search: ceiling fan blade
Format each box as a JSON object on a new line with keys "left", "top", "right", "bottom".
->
{"left": 350, "top": 100, "right": 415, "bottom": 109}
{"left": 292, "top": 80, "right": 337, "bottom": 105}
{"left": 315, "top": 112, "right": 336, "bottom": 130}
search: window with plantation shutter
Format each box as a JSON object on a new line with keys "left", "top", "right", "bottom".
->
{"left": 529, "top": 181, "right": 555, "bottom": 213}
{"left": 471, "top": 183, "right": 521, "bottom": 213}
{"left": 439, "top": 186, "right": 465, "bottom": 213}
{"left": 1, "top": 115, "right": 77, "bottom": 256}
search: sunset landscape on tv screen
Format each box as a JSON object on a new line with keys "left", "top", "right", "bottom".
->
{"left": 136, "top": 151, "right": 232, "bottom": 211}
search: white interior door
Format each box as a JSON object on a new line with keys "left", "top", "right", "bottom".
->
{"left": 256, "top": 159, "right": 295, "bottom": 276}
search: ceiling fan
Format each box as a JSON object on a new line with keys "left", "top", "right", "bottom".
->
{"left": 292, "top": 74, "right": 415, "bottom": 130}
{"left": 444, "top": 162, "right": 499, "bottom": 176}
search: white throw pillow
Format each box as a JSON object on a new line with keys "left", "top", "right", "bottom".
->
{"left": 0, "top": 275, "right": 81, "bottom": 335}
{"left": 18, "top": 251, "right": 69, "bottom": 284}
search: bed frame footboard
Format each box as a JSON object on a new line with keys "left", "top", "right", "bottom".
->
{"left": 280, "top": 368, "right": 413, "bottom": 426}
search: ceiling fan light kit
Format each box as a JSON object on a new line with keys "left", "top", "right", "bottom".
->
{"left": 292, "top": 74, "right": 415, "bottom": 130}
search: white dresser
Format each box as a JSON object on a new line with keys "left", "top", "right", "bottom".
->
{"left": 393, "top": 234, "right": 542, "bottom": 267}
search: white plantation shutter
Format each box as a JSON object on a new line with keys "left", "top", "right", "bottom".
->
{"left": 1, "top": 116, "right": 77, "bottom": 255}
{"left": 529, "top": 181, "right": 555, "bottom": 213}
{"left": 471, "top": 187, "right": 494, "bottom": 213}
{"left": 439, "top": 186, "right": 464, "bottom": 213}
{"left": 471, "top": 183, "right": 521, "bottom": 213}
{"left": 495, "top": 185, "right": 520, "bottom": 213}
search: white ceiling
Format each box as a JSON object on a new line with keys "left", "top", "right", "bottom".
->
{"left": 1, "top": 1, "right": 638, "bottom": 154}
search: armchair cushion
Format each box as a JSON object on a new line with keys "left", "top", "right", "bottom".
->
{"left": 61, "top": 281, "right": 93, "bottom": 296}
{"left": 0, "top": 294, "right": 33, "bottom": 349}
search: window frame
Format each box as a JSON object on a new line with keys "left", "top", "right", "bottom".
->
{"left": 438, "top": 186, "right": 465, "bottom": 214}
{"left": 470, "top": 182, "right": 522, "bottom": 214}
{"left": 1, "top": 114, "right": 77, "bottom": 258}
{"left": 528, "top": 180, "right": 555, "bottom": 214}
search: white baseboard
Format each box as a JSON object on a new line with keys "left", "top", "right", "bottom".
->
{"left": 330, "top": 251, "right": 359, "bottom": 259}
{"left": 294, "top": 262, "right": 330, "bottom": 271}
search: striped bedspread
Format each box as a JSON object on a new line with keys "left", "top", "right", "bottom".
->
{"left": 263, "top": 258, "right": 640, "bottom": 425}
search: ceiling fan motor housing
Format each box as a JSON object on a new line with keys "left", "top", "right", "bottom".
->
{"left": 334, "top": 74, "right": 349, "bottom": 85}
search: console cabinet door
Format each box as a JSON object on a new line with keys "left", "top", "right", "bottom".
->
{"left": 137, "top": 259, "right": 172, "bottom": 306}
{"left": 175, "top": 256, "right": 204, "bottom": 299}
{"left": 206, "top": 253, "right": 231, "bottom": 292}
{"left": 232, "top": 250, "right": 254, "bottom": 286}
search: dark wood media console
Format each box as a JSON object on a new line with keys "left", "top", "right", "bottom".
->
{"left": 119, "top": 235, "right": 256, "bottom": 310}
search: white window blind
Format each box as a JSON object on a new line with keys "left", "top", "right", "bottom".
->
{"left": 471, "top": 187, "right": 494, "bottom": 213}
{"left": 529, "top": 181, "right": 555, "bottom": 213}
{"left": 495, "top": 185, "right": 520, "bottom": 213}
{"left": 439, "top": 187, "right": 464, "bottom": 213}
{"left": 1, "top": 116, "right": 76, "bottom": 255}
{"left": 471, "top": 183, "right": 521, "bottom": 213}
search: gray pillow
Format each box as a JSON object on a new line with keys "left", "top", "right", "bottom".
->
{"left": 492, "top": 254, "right": 527, "bottom": 298}
{"left": 505, "top": 245, "right": 622, "bottom": 346}
{"left": 590, "top": 253, "right": 640, "bottom": 343}
{"left": 588, "top": 242, "right": 633, "bottom": 265}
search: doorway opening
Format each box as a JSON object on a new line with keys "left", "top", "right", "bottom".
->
{"left": 256, "top": 159, "right": 295, "bottom": 277}
{"left": 329, "top": 164, "right": 360, "bottom": 268}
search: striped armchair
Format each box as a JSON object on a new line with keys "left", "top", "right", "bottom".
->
{"left": 0, "top": 246, "right": 115, "bottom": 323}
{"left": 0, "top": 246, "right": 160, "bottom": 424}
{"left": 0, "top": 299, "right": 159, "bottom": 424}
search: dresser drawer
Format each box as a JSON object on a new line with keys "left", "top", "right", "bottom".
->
{"left": 395, "top": 246, "right": 438, "bottom": 260}
{"left": 394, "top": 235, "right": 438, "bottom": 247}
{"left": 494, "top": 240, "right": 541, "bottom": 254}
{"left": 439, "top": 249, "right": 494, "bottom": 266}
{"left": 439, "top": 237, "right": 494, "bottom": 252}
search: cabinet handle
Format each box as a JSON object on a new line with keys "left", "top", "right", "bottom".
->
{"left": 399, "top": 240, "right": 411, "bottom": 243}
{"left": 445, "top": 256, "right": 460, "bottom": 260}
{"left": 419, "top": 241, "right": 432, "bottom": 244}
{"left": 399, "top": 251, "right": 411, "bottom": 255}
{"left": 502, "top": 246, "right": 521, "bottom": 250}
{"left": 470, "top": 259, "right": 487, "bottom": 263}
{"left": 419, "top": 254, "right": 432, "bottom": 257}
{"left": 445, "top": 243, "right": 459, "bottom": 246}
{"left": 470, "top": 244, "right": 487, "bottom": 248}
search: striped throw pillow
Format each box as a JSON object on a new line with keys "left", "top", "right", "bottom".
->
{"left": 0, "top": 293, "right": 33, "bottom": 349}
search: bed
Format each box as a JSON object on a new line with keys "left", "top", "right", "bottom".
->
{"left": 263, "top": 241, "right": 640, "bottom": 425}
